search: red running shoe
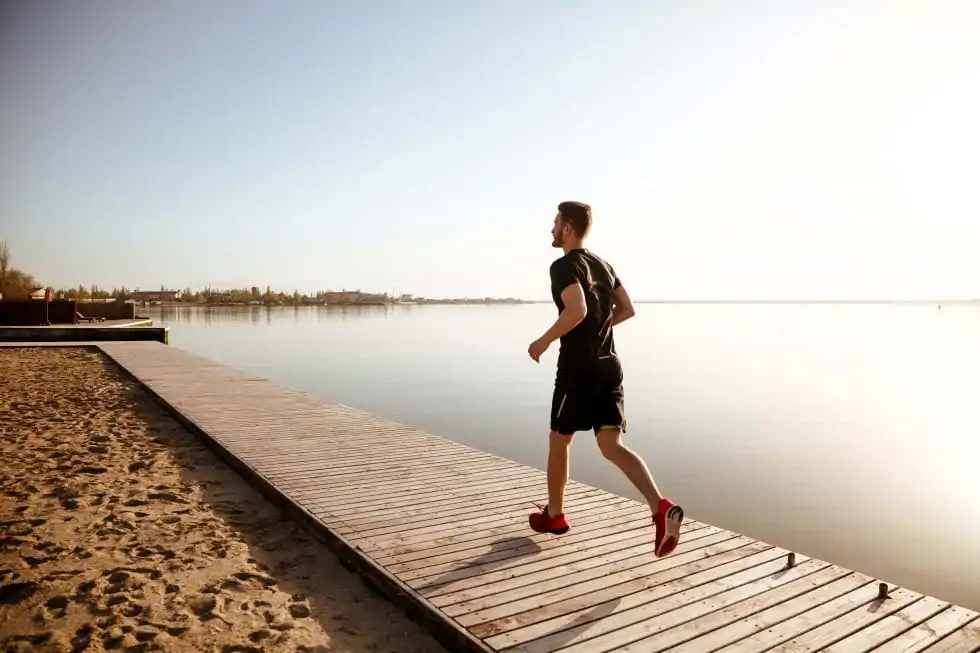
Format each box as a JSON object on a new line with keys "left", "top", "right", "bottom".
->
{"left": 529, "top": 503, "right": 570, "bottom": 534}
{"left": 654, "top": 498, "right": 684, "bottom": 557}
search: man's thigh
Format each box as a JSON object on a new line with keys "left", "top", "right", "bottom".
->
{"left": 591, "top": 388, "right": 626, "bottom": 434}
{"left": 550, "top": 370, "right": 592, "bottom": 435}
{"left": 591, "top": 358, "right": 626, "bottom": 434}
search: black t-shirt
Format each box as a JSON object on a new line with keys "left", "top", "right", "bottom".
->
{"left": 549, "top": 248, "right": 621, "bottom": 369}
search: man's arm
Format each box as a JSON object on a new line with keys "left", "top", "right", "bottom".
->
{"left": 539, "top": 283, "right": 587, "bottom": 344}
{"left": 611, "top": 284, "right": 636, "bottom": 326}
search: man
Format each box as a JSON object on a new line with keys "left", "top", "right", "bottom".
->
{"left": 526, "top": 201, "right": 684, "bottom": 558}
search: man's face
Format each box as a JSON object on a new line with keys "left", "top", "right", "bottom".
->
{"left": 551, "top": 213, "right": 566, "bottom": 248}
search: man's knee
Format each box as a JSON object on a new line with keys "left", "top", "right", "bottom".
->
{"left": 549, "top": 430, "right": 574, "bottom": 453}
{"left": 595, "top": 427, "right": 624, "bottom": 460}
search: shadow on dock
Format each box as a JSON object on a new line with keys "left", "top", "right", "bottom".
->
{"left": 421, "top": 536, "right": 543, "bottom": 590}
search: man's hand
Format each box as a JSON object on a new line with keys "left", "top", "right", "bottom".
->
{"left": 611, "top": 284, "right": 636, "bottom": 327}
{"left": 528, "top": 337, "right": 550, "bottom": 362}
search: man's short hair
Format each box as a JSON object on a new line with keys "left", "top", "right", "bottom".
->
{"left": 557, "top": 201, "right": 592, "bottom": 237}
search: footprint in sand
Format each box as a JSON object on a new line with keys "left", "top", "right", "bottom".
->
{"left": 42, "top": 594, "right": 70, "bottom": 619}
{"left": 187, "top": 594, "right": 218, "bottom": 621}
{"left": 0, "top": 581, "right": 38, "bottom": 605}
{"left": 248, "top": 628, "right": 274, "bottom": 644}
{"left": 288, "top": 603, "right": 311, "bottom": 619}
{"left": 40, "top": 569, "right": 79, "bottom": 583}
{"left": 21, "top": 554, "right": 59, "bottom": 569}
{"left": 148, "top": 491, "right": 189, "bottom": 505}
{"left": 133, "top": 544, "right": 177, "bottom": 561}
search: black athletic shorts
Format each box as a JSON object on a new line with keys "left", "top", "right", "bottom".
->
{"left": 550, "top": 355, "right": 626, "bottom": 435}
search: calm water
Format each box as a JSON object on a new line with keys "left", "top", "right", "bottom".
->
{"left": 149, "top": 303, "right": 980, "bottom": 609}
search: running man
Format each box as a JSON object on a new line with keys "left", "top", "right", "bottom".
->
{"left": 526, "top": 201, "right": 684, "bottom": 557}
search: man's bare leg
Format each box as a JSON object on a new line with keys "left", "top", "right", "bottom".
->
{"left": 596, "top": 427, "right": 683, "bottom": 557}
{"left": 546, "top": 431, "right": 573, "bottom": 516}
{"left": 595, "top": 428, "right": 663, "bottom": 507}
{"left": 529, "top": 431, "right": 574, "bottom": 534}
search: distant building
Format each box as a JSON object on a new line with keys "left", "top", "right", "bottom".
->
{"left": 356, "top": 293, "right": 387, "bottom": 304}
{"left": 0, "top": 286, "right": 49, "bottom": 301}
{"left": 131, "top": 289, "right": 181, "bottom": 302}
{"left": 323, "top": 291, "right": 360, "bottom": 304}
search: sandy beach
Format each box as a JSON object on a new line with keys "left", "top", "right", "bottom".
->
{"left": 0, "top": 347, "right": 447, "bottom": 653}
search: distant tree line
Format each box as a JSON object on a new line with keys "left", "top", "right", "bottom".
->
{"left": 0, "top": 240, "right": 39, "bottom": 297}
{"left": 0, "top": 239, "right": 388, "bottom": 304}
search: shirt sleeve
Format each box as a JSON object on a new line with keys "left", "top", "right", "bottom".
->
{"left": 608, "top": 264, "right": 622, "bottom": 288}
{"left": 550, "top": 258, "right": 579, "bottom": 294}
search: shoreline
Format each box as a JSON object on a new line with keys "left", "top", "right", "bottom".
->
{"left": 136, "top": 299, "right": 978, "bottom": 308}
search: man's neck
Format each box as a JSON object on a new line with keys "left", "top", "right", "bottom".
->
{"left": 562, "top": 240, "right": 585, "bottom": 255}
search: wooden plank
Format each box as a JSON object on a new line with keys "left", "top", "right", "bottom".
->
{"left": 398, "top": 515, "right": 660, "bottom": 583}
{"left": 344, "top": 489, "right": 609, "bottom": 541}
{"left": 667, "top": 578, "right": 887, "bottom": 653}
{"left": 309, "top": 473, "right": 555, "bottom": 513}
{"left": 336, "top": 487, "right": 599, "bottom": 534}
{"left": 766, "top": 588, "right": 923, "bottom": 651}
{"left": 264, "top": 458, "right": 517, "bottom": 489}
{"left": 918, "top": 618, "right": 980, "bottom": 653}
{"left": 551, "top": 570, "right": 872, "bottom": 653}
{"left": 228, "top": 427, "right": 461, "bottom": 450}
{"left": 331, "top": 488, "right": 600, "bottom": 539}
{"left": 280, "top": 459, "right": 541, "bottom": 496}
{"left": 378, "top": 502, "right": 649, "bottom": 569}
{"left": 338, "top": 494, "right": 635, "bottom": 557}
{"left": 298, "top": 470, "right": 555, "bottom": 511}
{"left": 231, "top": 438, "right": 463, "bottom": 461}
{"left": 259, "top": 450, "right": 500, "bottom": 478}
{"left": 427, "top": 527, "right": 734, "bottom": 607}
{"left": 226, "top": 428, "right": 444, "bottom": 447}
{"left": 258, "top": 439, "right": 512, "bottom": 466}
{"left": 352, "top": 494, "right": 633, "bottom": 553}
{"left": 320, "top": 476, "right": 559, "bottom": 517}
{"left": 266, "top": 454, "right": 522, "bottom": 486}
{"left": 411, "top": 521, "right": 711, "bottom": 594}
{"left": 860, "top": 607, "right": 978, "bottom": 653}
{"left": 821, "top": 597, "right": 953, "bottom": 652}
{"left": 80, "top": 342, "right": 978, "bottom": 653}
{"left": 491, "top": 559, "right": 840, "bottom": 652}
{"left": 462, "top": 539, "right": 777, "bottom": 631}
{"left": 272, "top": 465, "right": 530, "bottom": 496}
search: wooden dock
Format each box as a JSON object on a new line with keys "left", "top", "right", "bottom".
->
{"left": 25, "top": 341, "right": 980, "bottom": 652}
{"left": 0, "top": 321, "right": 166, "bottom": 344}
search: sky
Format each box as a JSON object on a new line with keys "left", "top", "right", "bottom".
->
{"left": 1, "top": 0, "right": 979, "bottom": 300}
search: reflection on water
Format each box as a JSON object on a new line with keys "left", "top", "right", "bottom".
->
{"left": 149, "top": 303, "right": 980, "bottom": 610}
{"left": 154, "top": 303, "right": 402, "bottom": 325}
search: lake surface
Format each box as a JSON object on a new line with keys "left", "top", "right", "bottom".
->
{"left": 148, "top": 302, "right": 980, "bottom": 610}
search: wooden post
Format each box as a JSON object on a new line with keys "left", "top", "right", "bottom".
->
{"left": 43, "top": 287, "right": 52, "bottom": 326}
